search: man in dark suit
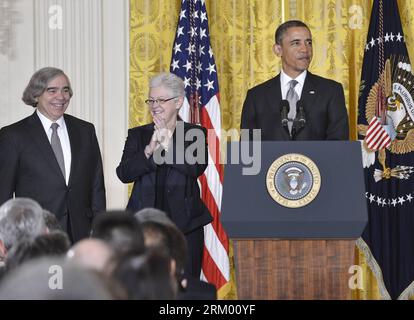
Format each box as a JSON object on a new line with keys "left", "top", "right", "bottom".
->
{"left": 241, "top": 20, "right": 349, "bottom": 141}
{"left": 0, "top": 67, "right": 106, "bottom": 242}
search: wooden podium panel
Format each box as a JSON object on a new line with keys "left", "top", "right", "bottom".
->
{"left": 234, "top": 239, "right": 356, "bottom": 300}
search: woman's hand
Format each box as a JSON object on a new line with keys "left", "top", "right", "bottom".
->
{"left": 153, "top": 114, "right": 174, "bottom": 151}
{"left": 144, "top": 130, "right": 160, "bottom": 159}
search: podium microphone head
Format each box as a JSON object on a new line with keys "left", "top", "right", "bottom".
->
{"left": 296, "top": 100, "right": 306, "bottom": 125}
{"left": 280, "top": 99, "right": 290, "bottom": 111}
{"left": 280, "top": 99, "right": 290, "bottom": 126}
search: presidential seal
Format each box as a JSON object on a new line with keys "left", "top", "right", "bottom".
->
{"left": 358, "top": 54, "right": 414, "bottom": 181}
{"left": 266, "top": 154, "right": 321, "bottom": 208}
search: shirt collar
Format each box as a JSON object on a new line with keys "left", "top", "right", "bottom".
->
{"left": 36, "top": 109, "right": 66, "bottom": 131}
{"left": 280, "top": 69, "right": 307, "bottom": 88}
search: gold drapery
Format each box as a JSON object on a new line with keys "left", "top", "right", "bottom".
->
{"left": 130, "top": 0, "right": 414, "bottom": 137}
{"left": 130, "top": 0, "right": 414, "bottom": 299}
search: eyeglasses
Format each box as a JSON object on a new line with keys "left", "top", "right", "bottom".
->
{"left": 145, "top": 97, "right": 178, "bottom": 106}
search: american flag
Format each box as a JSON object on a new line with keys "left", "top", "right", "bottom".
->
{"left": 366, "top": 116, "right": 392, "bottom": 150}
{"left": 170, "top": 0, "right": 230, "bottom": 293}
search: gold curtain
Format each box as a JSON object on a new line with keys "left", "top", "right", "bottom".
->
{"left": 130, "top": 0, "right": 414, "bottom": 299}
{"left": 130, "top": 0, "right": 414, "bottom": 137}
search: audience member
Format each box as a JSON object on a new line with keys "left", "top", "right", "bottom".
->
{"left": 0, "top": 198, "right": 46, "bottom": 260}
{"left": 136, "top": 208, "right": 217, "bottom": 300}
{"left": 91, "top": 211, "right": 145, "bottom": 255}
{"left": 66, "top": 238, "right": 114, "bottom": 274}
{"left": 42, "top": 209, "right": 64, "bottom": 232}
{"left": 0, "top": 257, "right": 115, "bottom": 299}
{"left": 112, "top": 249, "right": 176, "bottom": 300}
{"left": 5, "top": 231, "right": 70, "bottom": 271}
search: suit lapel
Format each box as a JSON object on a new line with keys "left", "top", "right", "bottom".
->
{"left": 267, "top": 75, "right": 282, "bottom": 112}
{"left": 301, "top": 71, "right": 318, "bottom": 111}
{"left": 26, "top": 112, "right": 66, "bottom": 181}
{"left": 64, "top": 115, "right": 79, "bottom": 187}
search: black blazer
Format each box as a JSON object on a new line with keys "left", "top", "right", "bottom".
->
{"left": 240, "top": 71, "right": 349, "bottom": 140}
{"left": 0, "top": 112, "right": 106, "bottom": 242}
{"left": 116, "top": 121, "right": 212, "bottom": 234}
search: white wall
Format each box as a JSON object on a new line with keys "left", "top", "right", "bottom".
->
{"left": 0, "top": 0, "right": 129, "bottom": 209}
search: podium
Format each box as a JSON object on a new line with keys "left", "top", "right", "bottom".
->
{"left": 221, "top": 141, "right": 368, "bottom": 299}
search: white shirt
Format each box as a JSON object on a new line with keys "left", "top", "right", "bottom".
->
{"left": 280, "top": 69, "right": 307, "bottom": 100}
{"left": 36, "top": 110, "right": 72, "bottom": 185}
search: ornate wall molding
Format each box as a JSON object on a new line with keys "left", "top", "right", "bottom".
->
{"left": 0, "top": 0, "right": 21, "bottom": 59}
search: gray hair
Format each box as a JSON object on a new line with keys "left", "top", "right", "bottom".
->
{"left": 22, "top": 67, "right": 73, "bottom": 107}
{"left": 149, "top": 72, "right": 185, "bottom": 98}
{"left": 0, "top": 198, "right": 45, "bottom": 251}
{"left": 275, "top": 20, "right": 311, "bottom": 45}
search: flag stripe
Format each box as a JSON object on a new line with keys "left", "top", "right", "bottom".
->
{"left": 170, "top": 0, "right": 230, "bottom": 293}
{"left": 198, "top": 174, "right": 228, "bottom": 248}
{"left": 367, "top": 126, "right": 383, "bottom": 144}
{"left": 366, "top": 117, "right": 392, "bottom": 150}
{"left": 203, "top": 154, "right": 223, "bottom": 211}
{"left": 203, "top": 223, "right": 230, "bottom": 278}
{"left": 201, "top": 241, "right": 228, "bottom": 287}
{"left": 200, "top": 98, "right": 224, "bottom": 183}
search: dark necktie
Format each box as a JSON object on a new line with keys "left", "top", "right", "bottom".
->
{"left": 50, "top": 123, "right": 66, "bottom": 179}
{"left": 286, "top": 79, "right": 299, "bottom": 134}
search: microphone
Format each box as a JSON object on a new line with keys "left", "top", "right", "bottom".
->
{"left": 296, "top": 100, "right": 306, "bottom": 127}
{"left": 280, "top": 99, "right": 290, "bottom": 127}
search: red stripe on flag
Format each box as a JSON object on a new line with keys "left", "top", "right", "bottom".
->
{"left": 366, "top": 117, "right": 391, "bottom": 150}
{"left": 366, "top": 120, "right": 381, "bottom": 142}
{"left": 202, "top": 243, "right": 227, "bottom": 288}
{"left": 200, "top": 102, "right": 224, "bottom": 184}
{"left": 366, "top": 124, "right": 381, "bottom": 144}
{"left": 198, "top": 174, "right": 229, "bottom": 250}
{"left": 370, "top": 131, "right": 389, "bottom": 149}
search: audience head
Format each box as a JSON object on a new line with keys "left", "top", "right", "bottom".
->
{"left": 135, "top": 208, "right": 188, "bottom": 280}
{"left": 5, "top": 231, "right": 70, "bottom": 271}
{"left": 112, "top": 250, "right": 176, "bottom": 300}
{"left": 0, "top": 257, "right": 114, "bottom": 299}
{"left": 0, "top": 198, "right": 46, "bottom": 257}
{"left": 66, "top": 238, "right": 114, "bottom": 273}
{"left": 42, "top": 209, "right": 63, "bottom": 232}
{"left": 135, "top": 207, "right": 176, "bottom": 227}
{"left": 91, "top": 211, "right": 145, "bottom": 255}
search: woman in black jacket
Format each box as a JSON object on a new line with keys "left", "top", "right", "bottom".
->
{"left": 116, "top": 72, "right": 212, "bottom": 278}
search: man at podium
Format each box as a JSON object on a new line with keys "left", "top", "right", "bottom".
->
{"left": 240, "top": 20, "right": 349, "bottom": 141}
